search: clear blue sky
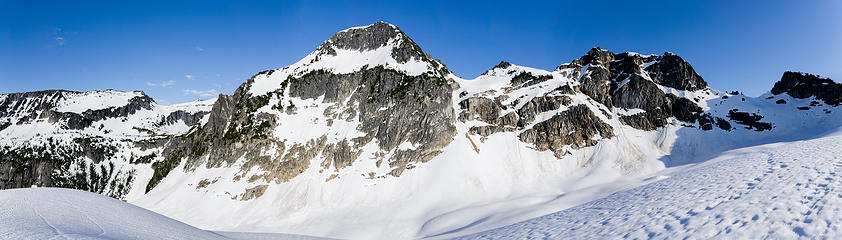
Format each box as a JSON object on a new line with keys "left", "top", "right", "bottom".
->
{"left": 1, "top": 0, "right": 840, "bottom": 103}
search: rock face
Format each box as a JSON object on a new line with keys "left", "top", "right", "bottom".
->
{"left": 647, "top": 52, "right": 708, "bottom": 91}
{"left": 519, "top": 105, "right": 614, "bottom": 157}
{"left": 771, "top": 71, "right": 841, "bottom": 105}
{"left": 563, "top": 48, "right": 706, "bottom": 130}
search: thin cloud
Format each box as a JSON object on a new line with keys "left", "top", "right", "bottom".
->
{"left": 146, "top": 80, "right": 175, "bottom": 87}
{"left": 185, "top": 75, "right": 195, "bottom": 80}
{"left": 156, "top": 99, "right": 173, "bottom": 106}
{"left": 54, "top": 27, "right": 67, "bottom": 46}
{"left": 183, "top": 89, "right": 219, "bottom": 98}
{"left": 195, "top": 46, "right": 205, "bottom": 52}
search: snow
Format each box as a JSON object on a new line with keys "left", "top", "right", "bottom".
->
{"left": 55, "top": 90, "right": 145, "bottom": 113}
{"left": 459, "top": 128, "right": 842, "bottom": 239}
{"left": 0, "top": 188, "right": 330, "bottom": 240}
{"left": 0, "top": 188, "right": 227, "bottom": 239}
{"left": 615, "top": 108, "right": 646, "bottom": 116}
{"left": 163, "top": 97, "right": 216, "bottom": 113}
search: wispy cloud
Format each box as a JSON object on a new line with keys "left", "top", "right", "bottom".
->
{"left": 194, "top": 46, "right": 205, "bottom": 52}
{"left": 185, "top": 75, "right": 195, "bottom": 80}
{"left": 53, "top": 27, "right": 70, "bottom": 47}
{"left": 183, "top": 89, "right": 219, "bottom": 98}
{"left": 146, "top": 80, "right": 175, "bottom": 87}
{"left": 55, "top": 37, "right": 65, "bottom": 46}
{"left": 156, "top": 99, "right": 173, "bottom": 106}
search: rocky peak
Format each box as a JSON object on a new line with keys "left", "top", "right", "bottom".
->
{"left": 646, "top": 52, "right": 707, "bottom": 91}
{"left": 243, "top": 22, "right": 449, "bottom": 97}
{"left": 554, "top": 48, "right": 709, "bottom": 130}
{"left": 771, "top": 71, "right": 841, "bottom": 105}
{"left": 493, "top": 61, "right": 513, "bottom": 70}
{"left": 313, "top": 21, "right": 436, "bottom": 66}
{"left": 321, "top": 21, "right": 402, "bottom": 52}
{"left": 579, "top": 47, "right": 615, "bottom": 66}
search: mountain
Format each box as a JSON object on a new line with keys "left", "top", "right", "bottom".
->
{"left": 1, "top": 22, "right": 840, "bottom": 239}
{"left": 0, "top": 89, "right": 212, "bottom": 199}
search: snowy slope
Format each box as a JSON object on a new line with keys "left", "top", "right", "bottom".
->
{"left": 0, "top": 188, "right": 228, "bottom": 239}
{"left": 459, "top": 127, "right": 842, "bottom": 239}
{"left": 0, "top": 188, "right": 330, "bottom": 240}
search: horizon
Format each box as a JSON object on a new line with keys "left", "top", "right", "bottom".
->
{"left": 1, "top": 0, "right": 840, "bottom": 104}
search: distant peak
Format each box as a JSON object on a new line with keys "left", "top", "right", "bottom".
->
{"left": 589, "top": 46, "right": 606, "bottom": 52}
{"left": 339, "top": 21, "right": 399, "bottom": 33}
{"left": 493, "top": 61, "right": 512, "bottom": 69}
{"left": 782, "top": 71, "right": 831, "bottom": 81}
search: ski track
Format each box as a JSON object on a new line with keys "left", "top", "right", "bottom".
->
{"left": 458, "top": 134, "right": 842, "bottom": 239}
{"left": 33, "top": 207, "right": 66, "bottom": 240}
{"left": 67, "top": 202, "right": 107, "bottom": 238}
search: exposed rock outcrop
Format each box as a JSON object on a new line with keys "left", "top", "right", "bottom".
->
{"left": 519, "top": 104, "right": 614, "bottom": 157}
{"left": 771, "top": 71, "right": 841, "bottom": 105}
{"left": 727, "top": 109, "right": 772, "bottom": 131}
{"left": 556, "top": 48, "right": 707, "bottom": 130}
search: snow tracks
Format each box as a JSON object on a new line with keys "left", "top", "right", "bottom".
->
{"left": 459, "top": 132, "right": 842, "bottom": 239}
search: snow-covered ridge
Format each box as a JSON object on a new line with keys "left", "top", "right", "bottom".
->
{"left": 56, "top": 90, "right": 148, "bottom": 113}
{"left": 161, "top": 97, "right": 216, "bottom": 114}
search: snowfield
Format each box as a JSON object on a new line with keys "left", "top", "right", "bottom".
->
{"left": 6, "top": 127, "right": 842, "bottom": 239}
{"left": 0, "top": 188, "right": 327, "bottom": 240}
{"left": 0, "top": 188, "right": 227, "bottom": 239}
{"left": 458, "top": 129, "right": 842, "bottom": 239}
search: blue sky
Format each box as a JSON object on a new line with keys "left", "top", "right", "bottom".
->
{"left": 1, "top": 0, "right": 839, "bottom": 103}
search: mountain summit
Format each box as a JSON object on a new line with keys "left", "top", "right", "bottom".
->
{"left": 248, "top": 22, "right": 448, "bottom": 96}
{"left": 315, "top": 21, "right": 433, "bottom": 64}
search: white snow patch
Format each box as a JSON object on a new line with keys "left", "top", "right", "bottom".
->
{"left": 56, "top": 90, "right": 145, "bottom": 113}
